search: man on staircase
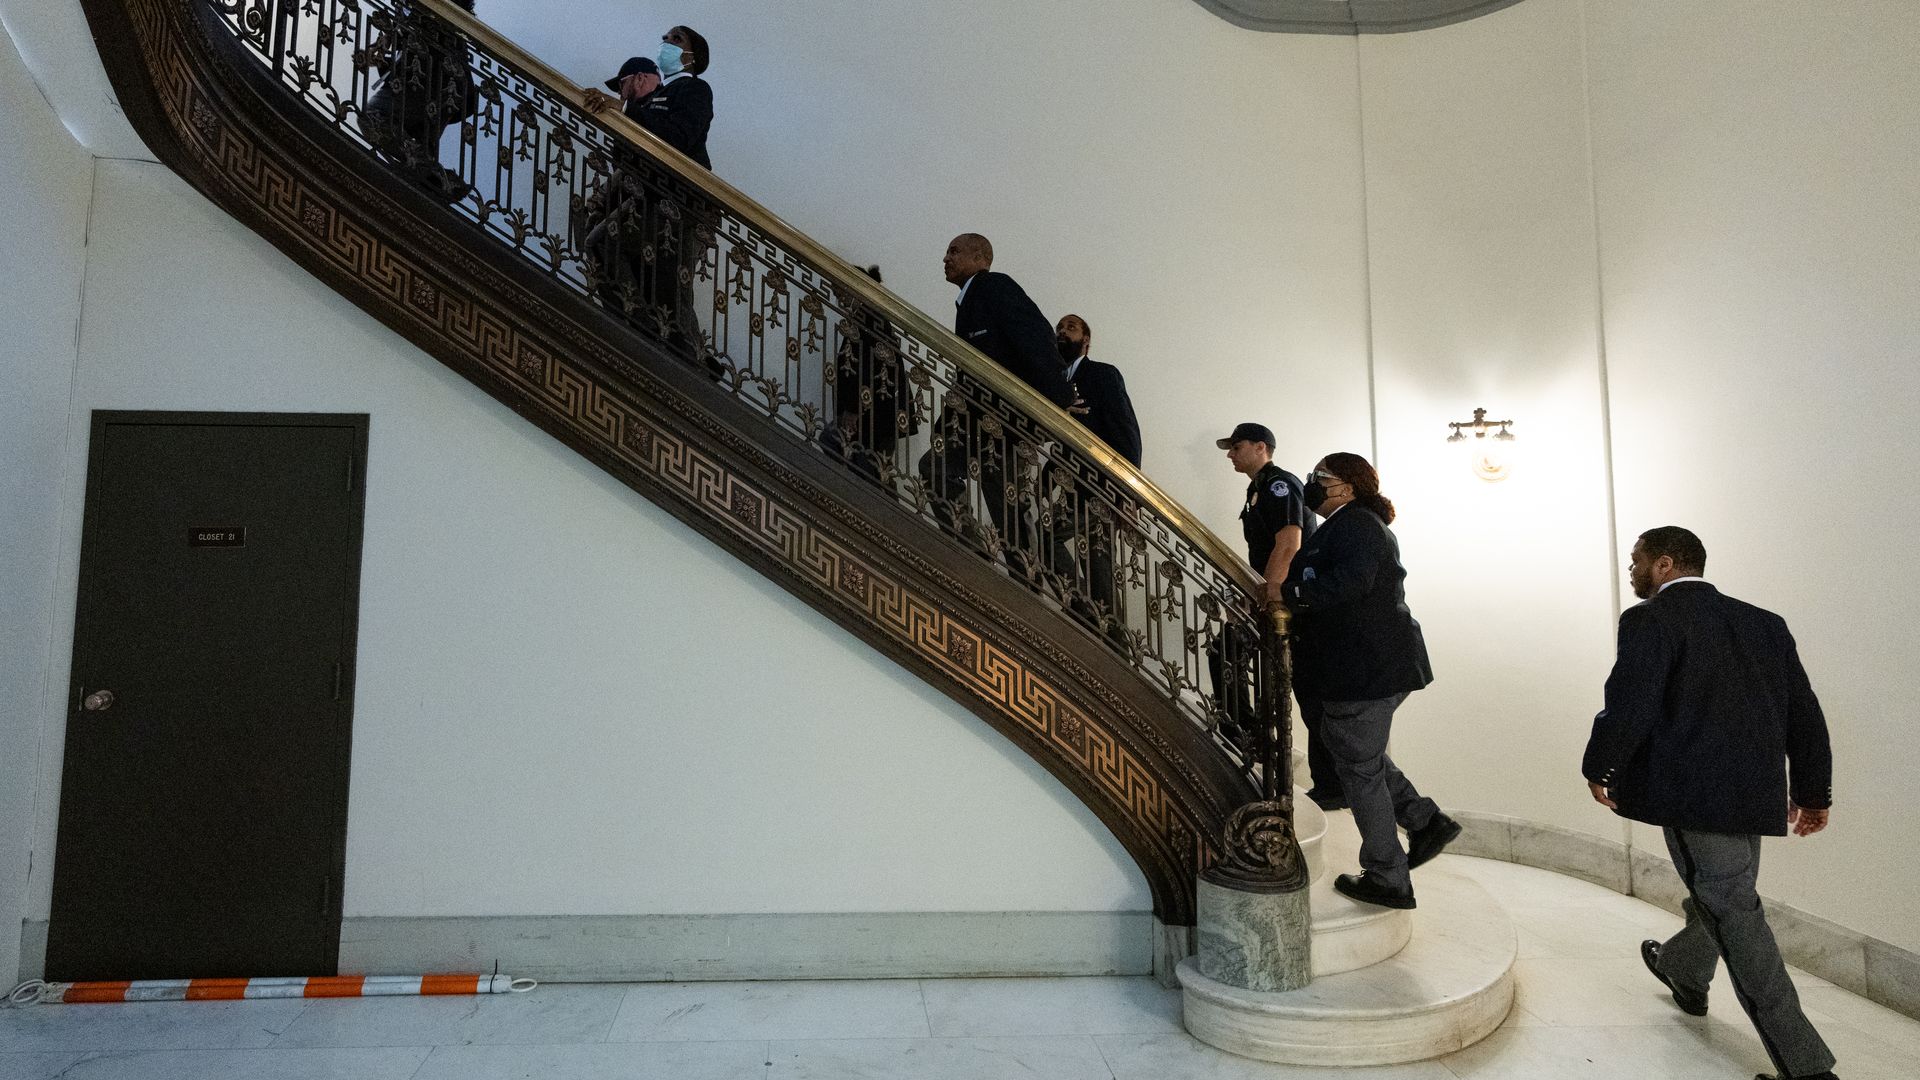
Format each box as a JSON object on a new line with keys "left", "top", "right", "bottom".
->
{"left": 1043, "top": 314, "right": 1140, "bottom": 634}
{"left": 919, "top": 234, "right": 1072, "bottom": 561}
{"left": 579, "top": 27, "right": 714, "bottom": 366}
{"left": 1214, "top": 423, "right": 1341, "bottom": 806}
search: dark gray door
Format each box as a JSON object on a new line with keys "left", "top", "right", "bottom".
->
{"left": 46, "top": 412, "right": 368, "bottom": 980}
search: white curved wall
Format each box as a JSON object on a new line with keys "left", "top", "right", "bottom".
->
{"left": 1356, "top": 0, "right": 1619, "bottom": 851}
{"left": 1349, "top": 0, "right": 1918, "bottom": 953}
{"left": 0, "top": 19, "right": 94, "bottom": 994}
{"left": 1584, "top": 1, "right": 1920, "bottom": 951}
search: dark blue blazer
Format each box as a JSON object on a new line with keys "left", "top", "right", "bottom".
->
{"left": 1283, "top": 505, "right": 1433, "bottom": 702}
{"left": 1583, "top": 581, "right": 1833, "bottom": 836}
{"left": 954, "top": 273, "right": 1072, "bottom": 409}
{"left": 1068, "top": 359, "right": 1142, "bottom": 467}
{"left": 625, "top": 75, "right": 712, "bottom": 170}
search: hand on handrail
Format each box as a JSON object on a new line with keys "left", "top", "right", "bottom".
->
{"left": 580, "top": 87, "right": 617, "bottom": 115}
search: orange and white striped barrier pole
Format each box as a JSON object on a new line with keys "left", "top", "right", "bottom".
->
{"left": 10, "top": 974, "right": 536, "bottom": 1005}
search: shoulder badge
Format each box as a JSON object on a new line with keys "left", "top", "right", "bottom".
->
{"left": 1269, "top": 480, "right": 1289, "bottom": 499}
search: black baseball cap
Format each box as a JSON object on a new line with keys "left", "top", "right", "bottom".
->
{"left": 604, "top": 56, "right": 659, "bottom": 92}
{"left": 1215, "top": 422, "right": 1275, "bottom": 450}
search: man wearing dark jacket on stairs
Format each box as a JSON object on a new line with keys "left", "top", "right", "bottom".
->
{"left": 583, "top": 26, "right": 714, "bottom": 166}
{"left": 628, "top": 25, "right": 712, "bottom": 170}
{"left": 1584, "top": 525, "right": 1839, "bottom": 1080}
{"left": 580, "top": 26, "right": 715, "bottom": 364}
{"left": 1043, "top": 314, "right": 1141, "bottom": 633}
{"left": 1052, "top": 314, "right": 1141, "bottom": 468}
{"left": 919, "top": 234, "right": 1072, "bottom": 559}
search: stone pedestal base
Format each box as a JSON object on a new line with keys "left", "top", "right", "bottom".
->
{"left": 1196, "top": 877, "right": 1312, "bottom": 992}
{"left": 1179, "top": 869, "right": 1517, "bottom": 1066}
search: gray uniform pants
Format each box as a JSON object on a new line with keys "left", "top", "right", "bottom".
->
{"left": 1658, "top": 827, "right": 1835, "bottom": 1079}
{"left": 1320, "top": 693, "right": 1439, "bottom": 890}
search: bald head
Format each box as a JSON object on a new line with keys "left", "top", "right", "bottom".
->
{"left": 942, "top": 233, "right": 994, "bottom": 286}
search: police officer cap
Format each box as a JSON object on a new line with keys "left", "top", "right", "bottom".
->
{"left": 604, "top": 56, "right": 660, "bottom": 93}
{"left": 1215, "top": 422, "right": 1275, "bottom": 450}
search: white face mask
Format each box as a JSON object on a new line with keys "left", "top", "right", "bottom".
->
{"left": 656, "top": 41, "right": 686, "bottom": 78}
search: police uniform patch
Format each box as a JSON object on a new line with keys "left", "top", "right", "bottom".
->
{"left": 1269, "top": 480, "right": 1289, "bottom": 498}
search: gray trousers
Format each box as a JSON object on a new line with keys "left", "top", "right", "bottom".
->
{"left": 1658, "top": 828, "right": 1835, "bottom": 1078}
{"left": 1320, "top": 693, "right": 1439, "bottom": 890}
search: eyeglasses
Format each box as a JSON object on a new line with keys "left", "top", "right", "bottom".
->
{"left": 1310, "top": 470, "right": 1348, "bottom": 485}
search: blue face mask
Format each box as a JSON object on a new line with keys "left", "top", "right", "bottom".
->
{"left": 656, "top": 41, "right": 686, "bottom": 78}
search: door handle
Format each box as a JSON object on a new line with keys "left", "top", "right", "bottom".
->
{"left": 82, "top": 690, "right": 116, "bottom": 712}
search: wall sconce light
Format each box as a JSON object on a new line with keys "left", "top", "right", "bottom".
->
{"left": 1445, "top": 407, "right": 1517, "bottom": 482}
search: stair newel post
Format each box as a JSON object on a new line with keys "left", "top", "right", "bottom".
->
{"left": 1192, "top": 601, "right": 1312, "bottom": 993}
{"left": 1262, "top": 603, "right": 1295, "bottom": 804}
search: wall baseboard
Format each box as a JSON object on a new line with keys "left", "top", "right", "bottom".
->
{"left": 1153, "top": 918, "right": 1194, "bottom": 989}
{"left": 17, "top": 814, "right": 1916, "bottom": 1019}
{"left": 17, "top": 911, "right": 1153, "bottom": 984}
{"left": 1452, "top": 810, "right": 1920, "bottom": 1021}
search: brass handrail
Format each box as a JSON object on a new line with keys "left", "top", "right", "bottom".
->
{"left": 406, "top": 0, "right": 1260, "bottom": 597}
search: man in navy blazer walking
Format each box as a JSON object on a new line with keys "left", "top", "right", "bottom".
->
{"left": 1051, "top": 314, "right": 1141, "bottom": 468}
{"left": 920, "top": 234, "right": 1072, "bottom": 558}
{"left": 1584, "top": 525, "right": 1838, "bottom": 1080}
{"left": 580, "top": 27, "right": 714, "bottom": 360}
{"left": 1042, "top": 314, "right": 1140, "bottom": 631}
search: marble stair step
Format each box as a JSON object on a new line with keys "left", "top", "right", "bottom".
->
{"left": 1181, "top": 866, "right": 1516, "bottom": 1066}
{"left": 1308, "top": 804, "right": 1410, "bottom": 976}
{"left": 1293, "top": 786, "right": 1327, "bottom": 885}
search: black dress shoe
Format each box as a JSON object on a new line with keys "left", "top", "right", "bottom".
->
{"left": 1405, "top": 811, "right": 1462, "bottom": 870}
{"left": 1334, "top": 871, "right": 1416, "bottom": 910}
{"left": 1641, "top": 939, "right": 1709, "bottom": 1016}
{"left": 1305, "top": 788, "right": 1349, "bottom": 812}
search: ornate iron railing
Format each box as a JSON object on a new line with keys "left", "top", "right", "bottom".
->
{"left": 201, "top": 0, "right": 1292, "bottom": 802}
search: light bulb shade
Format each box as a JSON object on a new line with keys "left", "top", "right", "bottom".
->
{"left": 1472, "top": 444, "right": 1511, "bottom": 481}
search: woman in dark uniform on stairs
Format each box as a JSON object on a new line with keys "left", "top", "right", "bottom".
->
{"left": 1283, "top": 452, "right": 1460, "bottom": 909}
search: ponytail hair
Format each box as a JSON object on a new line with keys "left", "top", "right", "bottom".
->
{"left": 1322, "top": 451, "right": 1395, "bottom": 525}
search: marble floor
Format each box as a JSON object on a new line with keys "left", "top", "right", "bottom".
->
{"left": 3, "top": 856, "right": 1916, "bottom": 1079}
